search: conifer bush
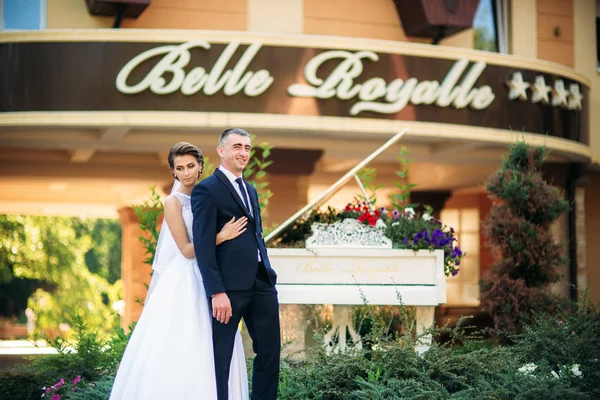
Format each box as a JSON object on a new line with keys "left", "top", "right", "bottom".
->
{"left": 480, "top": 142, "right": 569, "bottom": 334}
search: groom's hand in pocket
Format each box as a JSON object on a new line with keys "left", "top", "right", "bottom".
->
{"left": 212, "top": 293, "right": 232, "bottom": 324}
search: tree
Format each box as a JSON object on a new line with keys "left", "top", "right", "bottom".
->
{"left": 474, "top": 26, "right": 497, "bottom": 52}
{"left": 480, "top": 142, "right": 569, "bottom": 335}
{"left": 0, "top": 215, "right": 122, "bottom": 338}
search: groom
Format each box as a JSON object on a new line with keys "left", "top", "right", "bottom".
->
{"left": 192, "top": 128, "right": 280, "bottom": 400}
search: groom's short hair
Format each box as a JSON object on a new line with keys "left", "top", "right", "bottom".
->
{"left": 219, "top": 128, "right": 250, "bottom": 147}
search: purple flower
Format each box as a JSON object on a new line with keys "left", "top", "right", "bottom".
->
{"left": 51, "top": 395, "right": 61, "bottom": 400}
{"left": 392, "top": 210, "right": 400, "bottom": 220}
{"left": 452, "top": 247, "right": 463, "bottom": 258}
{"left": 452, "top": 269, "right": 460, "bottom": 276}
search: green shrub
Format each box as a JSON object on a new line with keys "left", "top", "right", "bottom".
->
{"left": 276, "top": 295, "right": 596, "bottom": 400}
{"left": 277, "top": 338, "right": 590, "bottom": 400}
{"left": 0, "top": 370, "right": 48, "bottom": 400}
{"left": 513, "top": 295, "right": 600, "bottom": 398}
{"left": 20, "top": 315, "right": 131, "bottom": 381}
{"left": 67, "top": 375, "right": 115, "bottom": 400}
{"left": 0, "top": 314, "right": 130, "bottom": 399}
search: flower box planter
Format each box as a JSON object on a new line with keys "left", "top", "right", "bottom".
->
{"left": 268, "top": 243, "right": 446, "bottom": 354}
{"left": 268, "top": 247, "right": 446, "bottom": 306}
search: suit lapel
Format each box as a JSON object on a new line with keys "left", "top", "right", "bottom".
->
{"left": 213, "top": 169, "right": 255, "bottom": 221}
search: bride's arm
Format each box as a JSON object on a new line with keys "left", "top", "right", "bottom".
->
{"left": 216, "top": 216, "right": 248, "bottom": 245}
{"left": 165, "top": 196, "right": 249, "bottom": 257}
{"left": 164, "top": 195, "right": 195, "bottom": 258}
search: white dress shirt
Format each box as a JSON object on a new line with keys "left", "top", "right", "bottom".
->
{"left": 218, "top": 165, "right": 253, "bottom": 216}
{"left": 218, "top": 166, "right": 260, "bottom": 262}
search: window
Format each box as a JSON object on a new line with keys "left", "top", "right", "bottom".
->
{"left": 1, "top": 0, "right": 46, "bottom": 30}
{"left": 440, "top": 208, "right": 481, "bottom": 306}
{"left": 473, "top": 0, "right": 508, "bottom": 53}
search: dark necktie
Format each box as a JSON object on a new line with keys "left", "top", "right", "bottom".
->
{"left": 235, "top": 177, "right": 251, "bottom": 214}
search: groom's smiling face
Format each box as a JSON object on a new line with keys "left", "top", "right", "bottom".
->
{"left": 218, "top": 133, "right": 252, "bottom": 176}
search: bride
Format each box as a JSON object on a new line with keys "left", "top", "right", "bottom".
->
{"left": 110, "top": 142, "right": 249, "bottom": 399}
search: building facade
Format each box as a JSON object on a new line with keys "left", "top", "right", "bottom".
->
{"left": 1, "top": 0, "right": 598, "bottom": 328}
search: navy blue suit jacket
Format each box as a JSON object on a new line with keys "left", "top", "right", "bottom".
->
{"left": 191, "top": 168, "right": 277, "bottom": 297}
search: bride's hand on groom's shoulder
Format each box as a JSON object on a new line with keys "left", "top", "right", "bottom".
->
{"left": 217, "top": 216, "right": 248, "bottom": 243}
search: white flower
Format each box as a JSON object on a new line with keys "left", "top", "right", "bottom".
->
{"left": 570, "top": 364, "right": 583, "bottom": 378}
{"left": 551, "top": 371, "right": 560, "bottom": 379}
{"left": 518, "top": 363, "right": 537, "bottom": 375}
{"left": 422, "top": 213, "right": 432, "bottom": 221}
{"left": 403, "top": 207, "right": 415, "bottom": 219}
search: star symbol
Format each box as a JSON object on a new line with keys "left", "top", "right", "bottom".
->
{"left": 551, "top": 79, "right": 569, "bottom": 107}
{"left": 531, "top": 75, "right": 552, "bottom": 104}
{"left": 567, "top": 83, "right": 583, "bottom": 110}
{"left": 506, "top": 72, "right": 530, "bottom": 101}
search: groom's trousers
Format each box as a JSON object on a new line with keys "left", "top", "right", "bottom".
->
{"left": 211, "top": 262, "right": 281, "bottom": 400}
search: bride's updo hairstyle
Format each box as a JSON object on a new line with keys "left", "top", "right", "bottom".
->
{"left": 167, "top": 142, "right": 204, "bottom": 180}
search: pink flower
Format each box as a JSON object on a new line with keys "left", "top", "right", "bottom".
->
{"left": 51, "top": 395, "right": 61, "bottom": 400}
{"left": 54, "top": 379, "right": 64, "bottom": 388}
{"left": 72, "top": 376, "right": 81, "bottom": 385}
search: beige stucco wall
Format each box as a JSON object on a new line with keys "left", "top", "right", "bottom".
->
{"left": 303, "top": 0, "right": 407, "bottom": 41}
{"left": 47, "top": 0, "right": 247, "bottom": 30}
{"left": 574, "top": 0, "right": 600, "bottom": 162}
{"left": 46, "top": 0, "right": 477, "bottom": 47}
{"left": 303, "top": 0, "right": 474, "bottom": 47}
{"left": 47, "top": 0, "right": 112, "bottom": 29}
{"left": 575, "top": 0, "right": 600, "bottom": 304}
{"left": 510, "top": 0, "right": 538, "bottom": 57}
{"left": 248, "top": 0, "right": 303, "bottom": 33}
{"left": 120, "top": 0, "right": 247, "bottom": 30}
{"left": 537, "top": 0, "right": 574, "bottom": 66}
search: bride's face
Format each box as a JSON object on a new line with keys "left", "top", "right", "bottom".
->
{"left": 172, "top": 154, "right": 203, "bottom": 186}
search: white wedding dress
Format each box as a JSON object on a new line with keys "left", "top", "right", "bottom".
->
{"left": 110, "top": 192, "right": 249, "bottom": 399}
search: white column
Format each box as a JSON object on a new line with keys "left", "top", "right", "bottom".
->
{"left": 415, "top": 306, "right": 435, "bottom": 355}
{"left": 324, "top": 305, "right": 362, "bottom": 354}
